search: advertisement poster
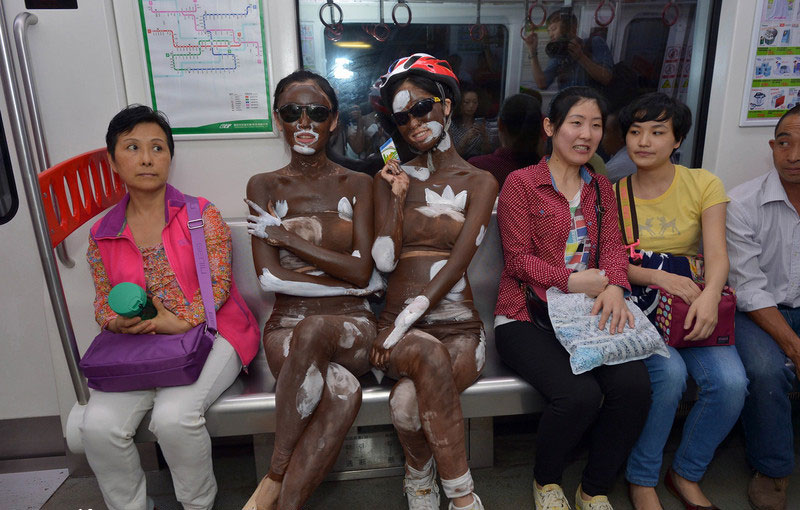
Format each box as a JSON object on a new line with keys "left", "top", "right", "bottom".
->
{"left": 742, "top": 0, "right": 800, "bottom": 126}
{"left": 138, "top": 0, "right": 272, "bottom": 137}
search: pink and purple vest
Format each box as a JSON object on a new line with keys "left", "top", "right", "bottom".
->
{"left": 90, "top": 184, "right": 260, "bottom": 367}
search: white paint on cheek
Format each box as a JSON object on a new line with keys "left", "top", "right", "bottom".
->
{"left": 296, "top": 364, "right": 324, "bottom": 419}
{"left": 476, "top": 224, "right": 487, "bottom": 246}
{"left": 325, "top": 362, "right": 359, "bottom": 400}
{"left": 475, "top": 330, "right": 486, "bottom": 372}
{"left": 371, "top": 236, "right": 397, "bottom": 272}
{"left": 337, "top": 196, "right": 353, "bottom": 221}
{"left": 393, "top": 90, "right": 411, "bottom": 113}
{"left": 340, "top": 321, "right": 360, "bottom": 349}
{"left": 423, "top": 121, "right": 443, "bottom": 143}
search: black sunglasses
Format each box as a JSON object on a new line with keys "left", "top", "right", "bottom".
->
{"left": 276, "top": 103, "right": 331, "bottom": 123}
{"left": 392, "top": 97, "right": 442, "bottom": 126}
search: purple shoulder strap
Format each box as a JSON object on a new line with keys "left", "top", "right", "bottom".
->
{"left": 185, "top": 196, "right": 217, "bottom": 334}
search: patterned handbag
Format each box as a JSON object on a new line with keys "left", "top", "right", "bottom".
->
{"left": 616, "top": 176, "right": 736, "bottom": 348}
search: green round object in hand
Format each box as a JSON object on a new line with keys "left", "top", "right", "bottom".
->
{"left": 108, "top": 282, "right": 148, "bottom": 318}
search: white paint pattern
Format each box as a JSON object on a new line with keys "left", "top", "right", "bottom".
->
{"left": 383, "top": 295, "right": 430, "bottom": 348}
{"left": 475, "top": 224, "right": 486, "bottom": 246}
{"left": 401, "top": 164, "right": 430, "bottom": 181}
{"left": 283, "top": 216, "right": 323, "bottom": 244}
{"left": 337, "top": 197, "right": 353, "bottom": 221}
{"left": 296, "top": 364, "right": 324, "bottom": 419}
{"left": 390, "top": 380, "right": 422, "bottom": 431}
{"left": 416, "top": 185, "right": 467, "bottom": 221}
{"left": 325, "top": 363, "right": 359, "bottom": 400}
{"left": 258, "top": 267, "right": 384, "bottom": 297}
{"left": 423, "top": 121, "right": 443, "bottom": 143}
{"left": 393, "top": 90, "right": 411, "bottom": 113}
{"left": 340, "top": 321, "right": 360, "bottom": 349}
{"left": 292, "top": 128, "right": 319, "bottom": 155}
{"left": 371, "top": 236, "right": 398, "bottom": 272}
{"left": 435, "top": 132, "right": 452, "bottom": 152}
{"left": 475, "top": 330, "right": 486, "bottom": 372}
{"left": 428, "top": 259, "right": 466, "bottom": 299}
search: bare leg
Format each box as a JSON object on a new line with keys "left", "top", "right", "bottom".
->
{"left": 248, "top": 315, "right": 373, "bottom": 510}
{"left": 383, "top": 328, "right": 482, "bottom": 506}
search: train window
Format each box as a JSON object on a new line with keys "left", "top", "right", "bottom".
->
{"left": 296, "top": 0, "right": 715, "bottom": 171}
{"left": 0, "top": 112, "right": 19, "bottom": 225}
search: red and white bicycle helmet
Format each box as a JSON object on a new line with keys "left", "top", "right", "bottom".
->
{"left": 378, "top": 53, "right": 460, "bottom": 112}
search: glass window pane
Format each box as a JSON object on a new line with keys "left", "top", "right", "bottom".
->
{"left": 0, "top": 112, "right": 19, "bottom": 225}
{"left": 296, "top": 1, "right": 712, "bottom": 173}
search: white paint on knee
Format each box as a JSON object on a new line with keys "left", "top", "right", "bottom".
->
{"left": 338, "top": 197, "right": 353, "bottom": 221}
{"left": 475, "top": 330, "right": 486, "bottom": 372}
{"left": 372, "top": 236, "right": 397, "bottom": 272}
{"left": 393, "top": 90, "right": 412, "bottom": 113}
{"left": 340, "top": 321, "right": 360, "bottom": 349}
{"left": 475, "top": 224, "right": 486, "bottom": 246}
{"left": 325, "top": 363, "right": 359, "bottom": 400}
{"left": 296, "top": 364, "right": 324, "bottom": 419}
{"left": 390, "top": 381, "right": 422, "bottom": 431}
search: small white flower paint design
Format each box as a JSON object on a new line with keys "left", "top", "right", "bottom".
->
{"left": 416, "top": 185, "right": 468, "bottom": 221}
{"left": 338, "top": 197, "right": 353, "bottom": 221}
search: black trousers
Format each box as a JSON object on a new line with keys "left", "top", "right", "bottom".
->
{"left": 495, "top": 320, "right": 651, "bottom": 496}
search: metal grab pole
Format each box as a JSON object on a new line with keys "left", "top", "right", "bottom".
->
{"left": 14, "top": 12, "right": 74, "bottom": 268}
{"left": 0, "top": 9, "right": 88, "bottom": 404}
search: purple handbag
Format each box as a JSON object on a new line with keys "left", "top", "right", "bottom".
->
{"left": 79, "top": 196, "right": 216, "bottom": 392}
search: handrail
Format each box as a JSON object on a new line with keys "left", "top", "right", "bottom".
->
{"left": 0, "top": 8, "right": 89, "bottom": 404}
{"left": 13, "top": 12, "right": 74, "bottom": 268}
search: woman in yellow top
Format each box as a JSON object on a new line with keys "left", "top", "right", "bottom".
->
{"left": 618, "top": 93, "right": 747, "bottom": 510}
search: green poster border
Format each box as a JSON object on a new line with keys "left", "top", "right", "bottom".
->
{"left": 137, "top": 1, "right": 272, "bottom": 135}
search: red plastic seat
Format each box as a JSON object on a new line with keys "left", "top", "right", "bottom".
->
{"left": 37, "top": 149, "right": 126, "bottom": 247}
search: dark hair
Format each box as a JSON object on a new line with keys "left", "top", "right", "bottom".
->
{"left": 453, "top": 82, "right": 480, "bottom": 123}
{"left": 106, "top": 104, "right": 174, "bottom": 160}
{"left": 775, "top": 104, "right": 800, "bottom": 136}
{"left": 547, "top": 11, "right": 578, "bottom": 31}
{"left": 618, "top": 92, "right": 692, "bottom": 143}
{"left": 273, "top": 70, "right": 338, "bottom": 114}
{"left": 500, "top": 94, "right": 542, "bottom": 168}
{"left": 547, "top": 86, "right": 608, "bottom": 135}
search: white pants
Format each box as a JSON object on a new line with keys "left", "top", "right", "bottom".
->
{"left": 80, "top": 335, "right": 240, "bottom": 510}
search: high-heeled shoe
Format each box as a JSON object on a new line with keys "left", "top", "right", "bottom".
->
{"left": 242, "top": 475, "right": 272, "bottom": 510}
{"left": 664, "top": 468, "right": 720, "bottom": 510}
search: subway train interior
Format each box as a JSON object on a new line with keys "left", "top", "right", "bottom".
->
{"left": 0, "top": 1, "right": 795, "bottom": 509}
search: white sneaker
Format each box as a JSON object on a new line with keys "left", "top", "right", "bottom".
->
{"left": 534, "top": 482, "right": 571, "bottom": 510}
{"left": 404, "top": 469, "right": 441, "bottom": 510}
{"left": 448, "top": 492, "right": 484, "bottom": 510}
{"left": 575, "top": 485, "right": 613, "bottom": 510}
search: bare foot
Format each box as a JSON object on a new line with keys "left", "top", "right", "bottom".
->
{"left": 242, "top": 475, "right": 281, "bottom": 510}
{"left": 669, "top": 470, "right": 713, "bottom": 507}
{"left": 628, "top": 483, "right": 664, "bottom": 510}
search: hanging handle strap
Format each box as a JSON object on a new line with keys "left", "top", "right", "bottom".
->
{"left": 185, "top": 195, "right": 217, "bottom": 334}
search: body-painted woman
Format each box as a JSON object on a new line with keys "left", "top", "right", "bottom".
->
{"left": 243, "top": 71, "right": 379, "bottom": 510}
{"left": 371, "top": 54, "right": 497, "bottom": 510}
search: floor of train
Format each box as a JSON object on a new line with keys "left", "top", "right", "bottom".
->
{"left": 39, "top": 416, "right": 800, "bottom": 510}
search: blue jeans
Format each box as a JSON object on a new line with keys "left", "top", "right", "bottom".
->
{"left": 626, "top": 344, "right": 747, "bottom": 486}
{"left": 735, "top": 309, "right": 799, "bottom": 478}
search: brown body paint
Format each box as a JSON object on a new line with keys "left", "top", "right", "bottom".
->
{"left": 244, "top": 80, "right": 377, "bottom": 510}
{"left": 372, "top": 79, "right": 498, "bottom": 484}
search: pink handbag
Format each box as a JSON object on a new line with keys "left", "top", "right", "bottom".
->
{"left": 79, "top": 196, "right": 216, "bottom": 391}
{"left": 652, "top": 284, "right": 736, "bottom": 348}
